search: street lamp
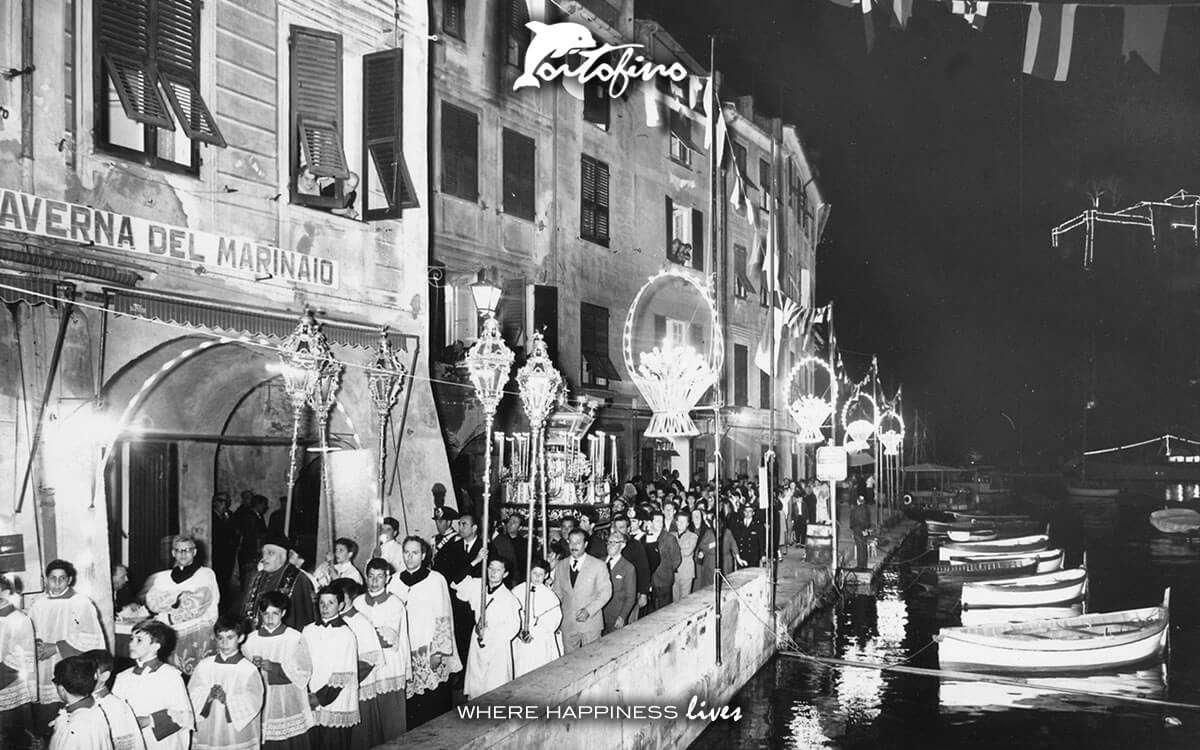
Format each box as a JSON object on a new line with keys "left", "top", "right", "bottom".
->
{"left": 516, "top": 330, "right": 564, "bottom": 633}
{"left": 464, "top": 309, "right": 514, "bottom": 644}
{"left": 470, "top": 278, "right": 503, "bottom": 319}
{"left": 365, "top": 331, "right": 408, "bottom": 545}
{"left": 279, "top": 310, "right": 333, "bottom": 536}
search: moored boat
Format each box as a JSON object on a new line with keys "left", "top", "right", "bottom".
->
{"left": 951, "top": 512, "right": 1033, "bottom": 524}
{"left": 936, "top": 589, "right": 1170, "bottom": 673}
{"left": 958, "top": 601, "right": 1084, "bottom": 627}
{"left": 939, "top": 534, "right": 1049, "bottom": 562}
{"left": 947, "top": 528, "right": 999, "bottom": 543}
{"left": 911, "top": 557, "right": 1040, "bottom": 584}
{"left": 1149, "top": 508, "right": 1200, "bottom": 535}
{"left": 1067, "top": 485, "right": 1120, "bottom": 499}
{"left": 956, "top": 548, "right": 1064, "bottom": 574}
{"left": 961, "top": 568, "right": 1088, "bottom": 608}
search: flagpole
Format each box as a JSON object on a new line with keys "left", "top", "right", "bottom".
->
{"left": 828, "top": 303, "right": 838, "bottom": 573}
{"left": 707, "top": 35, "right": 724, "bottom": 668}
{"left": 766, "top": 119, "right": 779, "bottom": 632}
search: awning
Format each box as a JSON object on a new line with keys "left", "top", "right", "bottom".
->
{"left": 0, "top": 273, "right": 65, "bottom": 307}
{"left": 582, "top": 349, "right": 622, "bottom": 380}
{"left": 0, "top": 235, "right": 143, "bottom": 286}
{"left": 107, "top": 288, "right": 418, "bottom": 351}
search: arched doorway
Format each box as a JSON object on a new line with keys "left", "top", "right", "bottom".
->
{"left": 100, "top": 336, "right": 359, "bottom": 590}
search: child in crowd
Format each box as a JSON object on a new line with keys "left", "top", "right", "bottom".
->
{"left": 332, "top": 580, "right": 383, "bottom": 750}
{"left": 353, "top": 558, "right": 408, "bottom": 741}
{"left": 49, "top": 656, "right": 112, "bottom": 750}
{"left": 0, "top": 573, "right": 36, "bottom": 750}
{"left": 112, "top": 620, "right": 193, "bottom": 750}
{"left": 316, "top": 539, "right": 365, "bottom": 588}
{"left": 302, "top": 585, "right": 360, "bottom": 750}
{"left": 80, "top": 649, "right": 143, "bottom": 750}
{"left": 242, "top": 591, "right": 314, "bottom": 750}
{"left": 188, "top": 616, "right": 265, "bottom": 750}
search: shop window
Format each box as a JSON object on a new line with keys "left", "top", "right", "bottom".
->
{"left": 93, "top": 0, "right": 226, "bottom": 174}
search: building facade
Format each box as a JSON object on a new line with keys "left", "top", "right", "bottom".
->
{"left": 0, "top": 0, "right": 447, "bottom": 623}
{"left": 427, "top": 0, "right": 828, "bottom": 496}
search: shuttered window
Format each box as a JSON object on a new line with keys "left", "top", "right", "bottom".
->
{"left": 363, "top": 49, "right": 418, "bottom": 220}
{"left": 583, "top": 79, "right": 610, "bottom": 129}
{"left": 94, "top": 0, "right": 225, "bottom": 171}
{"left": 581, "top": 303, "right": 620, "bottom": 385}
{"left": 443, "top": 0, "right": 465, "bottom": 41}
{"left": 580, "top": 155, "right": 609, "bottom": 246}
{"left": 760, "top": 370, "right": 772, "bottom": 409}
{"left": 734, "top": 244, "right": 755, "bottom": 299}
{"left": 291, "top": 27, "right": 348, "bottom": 184}
{"left": 502, "top": 129, "right": 536, "bottom": 221}
{"left": 505, "top": 0, "right": 531, "bottom": 67}
{"left": 760, "top": 158, "right": 772, "bottom": 200}
{"left": 734, "top": 344, "right": 748, "bottom": 406}
{"left": 441, "top": 103, "right": 479, "bottom": 201}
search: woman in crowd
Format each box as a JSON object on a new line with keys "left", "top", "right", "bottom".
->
{"left": 691, "top": 508, "right": 717, "bottom": 590}
{"left": 671, "top": 513, "right": 698, "bottom": 600}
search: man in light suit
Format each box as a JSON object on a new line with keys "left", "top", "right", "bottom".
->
{"left": 602, "top": 533, "right": 637, "bottom": 634}
{"left": 552, "top": 528, "right": 612, "bottom": 652}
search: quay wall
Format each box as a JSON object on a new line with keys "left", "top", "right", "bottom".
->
{"left": 390, "top": 518, "right": 919, "bottom": 750}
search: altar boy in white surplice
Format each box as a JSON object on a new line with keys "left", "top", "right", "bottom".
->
{"left": 452, "top": 558, "right": 522, "bottom": 700}
{"left": 112, "top": 620, "right": 194, "bottom": 750}
{"left": 188, "top": 616, "right": 264, "bottom": 750}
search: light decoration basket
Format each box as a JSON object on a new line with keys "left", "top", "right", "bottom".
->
{"left": 784, "top": 355, "right": 837, "bottom": 444}
{"left": 622, "top": 268, "right": 723, "bottom": 438}
{"left": 841, "top": 389, "right": 878, "bottom": 454}
{"left": 878, "top": 409, "right": 905, "bottom": 456}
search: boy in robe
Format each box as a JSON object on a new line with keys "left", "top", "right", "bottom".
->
{"left": 452, "top": 557, "right": 522, "bottom": 700}
{"left": 388, "top": 536, "right": 461, "bottom": 729}
{"left": 49, "top": 656, "right": 112, "bottom": 750}
{"left": 111, "top": 620, "right": 193, "bottom": 750}
{"left": 352, "top": 558, "right": 408, "bottom": 741}
{"left": 188, "top": 616, "right": 264, "bottom": 750}
{"left": 316, "top": 539, "right": 365, "bottom": 588}
{"left": 0, "top": 574, "right": 36, "bottom": 750}
{"left": 332, "top": 580, "right": 383, "bottom": 750}
{"left": 242, "top": 591, "right": 314, "bottom": 750}
{"left": 511, "top": 559, "right": 564, "bottom": 678}
{"left": 80, "top": 649, "right": 144, "bottom": 750}
{"left": 29, "top": 560, "right": 106, "bottom": 741}
{"left": 301, "top": 585, "right": 360, "bottom": 750}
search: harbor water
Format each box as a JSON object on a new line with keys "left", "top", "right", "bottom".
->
{"left": 691, "top": 483, "right": 1200, "bottom": 749}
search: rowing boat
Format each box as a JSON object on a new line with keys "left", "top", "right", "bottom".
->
{"left": 958, "top": 601, "right": 1084, "bottom": 627}
{"left": 936, "top": 589, "right": 1170, "bottom": 672}
{"left": 951, "top": 512, "right": 1033, "bottom": 524}
{"left": 911, "top": 557, "right": 1039, "bottom": 584}
{"left": 947, "top": 528, "right": 999, "bottom": 543}
{"left": 955, "top": 548, "right": 1064, "bottom": 574}
{"left": 1149, "top": 508, "right": 1200, "bottom": 535}
{"left": 961, "top": 568, "right": 1088, "bottom": 608}
{"left": 939, "top": 534, "right": 1049, "bottom": 562}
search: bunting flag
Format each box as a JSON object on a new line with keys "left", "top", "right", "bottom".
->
{"left": 755, "top": 293, "right": 803, "bottom": 376}
{"left": 730, "top": 173, "right": 743, "bottom": 207}
{"left": 803, "top": 304, "right": 831, "bottom": 351}
{"left": 689, "top": 76, "right": 704, "bottom": 110}
{"left": 702, "top": 77, "right": 714, "bottom": 149}
{"left": 1023, "top": 4, "right": 1078, "bottom": 82}
{"left": 1123, "top": 6, "right": 1169, "bottom": 74}
{"left": 715, "top": 108, "right": 727, "bottom": 167}
{"left": 643, "top": 86, "right": 662, "bottom": 128}
{"left": 891, "top": 0, "right": 912, "bottom": 31}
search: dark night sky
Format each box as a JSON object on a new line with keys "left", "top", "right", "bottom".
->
{"left": 642, "top": 0, "right": 1200, "bottom": 464}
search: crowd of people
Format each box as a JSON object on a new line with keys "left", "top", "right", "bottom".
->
{"left": 0, "top": 472, "right": 836, "bottom": 750}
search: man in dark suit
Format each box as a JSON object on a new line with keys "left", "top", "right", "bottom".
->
{"left": 578, "top": 509, "right": 606, "bottom": 559}
{"left": 431, "top": 506, "right": 464, "bottom": 581}
{"left": 210, "top": 492, "right": 237, "bottom": 607}
{"left": 649, "top": 510, "right": 681, "bottom": 611}
{"left": 450, "top": 511, "right": 484, "bottom": 671}
{"left": 611, "top": 515, "right": 650, "bottom": 622}
{"left": 602, "top": 533, "right": 637, "bottom": 633}
{"left": 551, "top": 528, "right": 612, "bottom": 652}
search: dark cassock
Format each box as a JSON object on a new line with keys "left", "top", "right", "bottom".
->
{"left": 239, "top": 535, "right": 317, "bottom": 630}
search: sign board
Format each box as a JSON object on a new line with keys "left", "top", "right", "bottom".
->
{"left": 816, "top": 446, "right": 848, "bottom": 482}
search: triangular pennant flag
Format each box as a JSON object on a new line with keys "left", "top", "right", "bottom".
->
{"left": 702, "top": 77, "right": 714, "bottom": 149}
{"left": 1122, "top": 6, "right": 1169, "bottom": 74}
{"left": 1023, "top": 4, "right": 1078, "bottom": 82}
{"left": 730, "top": 174, "right": 743, "bottom": 207}
{"left": 643, "top": 85, "right": 662, "bottom": 128}
{"left": 715, "top": 110, "right": 728, "bottom": 167}
{"left": 689, "top": 76, "right": 704, "bottom": 110}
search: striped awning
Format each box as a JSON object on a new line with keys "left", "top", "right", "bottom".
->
{"left": 107, "top": 288, "right": 418, "bottom": 352}
{"left": 0, "top": 274, "right": 68, "bottom": 307}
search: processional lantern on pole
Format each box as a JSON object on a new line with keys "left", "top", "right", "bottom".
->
{"left": 515, "top": 330, "right": 564, "bottom": 637}
{"left": 464, "top": 292, "right": 514, "bottom": 646}
{"left": 308, "top": 346, "right": 343, "bottom": 550}
{"left": 365, "top": 331, "right": 408, "bottom": 543}
{"left": 279, "top": 310, "right": 334, "bottom": 537}
{"left": 623, "top": 267, "right": 723, "bottom": 438}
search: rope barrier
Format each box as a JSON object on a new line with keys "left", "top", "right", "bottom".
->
{"left": 778, "top": 650, "right": 1200, "bottom": 713}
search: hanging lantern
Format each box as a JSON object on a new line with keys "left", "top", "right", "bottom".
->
{"left": 279, "top": 310, "right": 331, "bottom": 409}
{"left": 516, "top": 330, "right": 564, "bottom": 431}
{"left": 784, "top": 356, "right": 837, "bottom": 444}
{"left": 622, "top": 268, "right": 723, "bottom": 438}
{"left": 465, "top": 316, "right": 515, "bottom": 416}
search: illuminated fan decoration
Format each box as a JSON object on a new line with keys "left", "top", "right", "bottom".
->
{"left": 841, "top": 389, "right": 878, "bottom": 454}
{"left": 878, "top": 409, "right": 905, "bottom": 456}
{"left": 784, "top": 356, "right": 837, "bottom": 444}
{"left": 623, "top": 268, "right": 723, "bottom": 438}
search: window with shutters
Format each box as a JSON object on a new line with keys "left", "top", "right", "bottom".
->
{"left": 363, "top": 49, "right": 417, "bottom": 221}
{"left": 502, "top": 129, "right": 535, "bottom": 221}
{"left": 759, "top": 265, "right": 769, "bottom": 307}
{"left": 760, "top": 370, "right": 771, "bottom": 409}
{"left": 734, "top": 244, "right": 755, "bottom": 300}
{"left": 581, "top": 303, "right": 620, "bottom": 387}
{"left": 760, "top": 158, "right": 772, "bottom": 205}
{"left": 580, "top": 155, "right": 609, "bottom": 246}
{"left": 290, "top": 26, "right": 350, "bottom": 210}
{"left": 734, "top": 344, "right": 748, "bottom": 407}
{"left": 93, "top": 0, "right": 226, "bottom": 173}
{"left": 664, "top": 198, "right": 704, "bottom": 271}
{"left": 441, "top": 103, "right": 479, "bottom": 201}
{"left": 668, "top": 110, "right": 698, "bottom": 167}
{"left": 443, "top": 0, "right": 465, "bottom": 41}
{"left": 505, "top": 0, "right": 531, "bottom": 68}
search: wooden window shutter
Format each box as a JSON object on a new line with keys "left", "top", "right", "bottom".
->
{"left": 581, "top": 155, "right": 596, "bottom": 240}
{"left": 691, "top": 208, "right": 704, "bottom": 271}
{"left": 664, "top": 196, "right": 674, "bottom": 254}
{"left": 502, "top": 129, "right": 535, "bottom": 220}
{"left": 533, "top": 285, "right": 559, "bottom": 361}
{"left": 595, "top": 160, "right": 610, "bottom": 242}
{"left": 497, "top": 277, "right": 527, "bottom": 351}
{"left": 155, "top": 0, "right": 225, "bottom": 146}
{"left": 291, "top": 26, "right": 349, "bottom": 179}
{"left": 95, "top": 0, "right": 174, "bottom": 130}
{"left": 363, "top": 48, "right": 417, "bottom": 220}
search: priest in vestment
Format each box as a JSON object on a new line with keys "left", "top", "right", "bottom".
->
{"left": 143, "top": 535, "right": 220, "bottom": 674}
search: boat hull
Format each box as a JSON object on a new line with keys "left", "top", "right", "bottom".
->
{"left": 961, "top": 569, "right": 1088, "bottom": 608}
{"left": 959, "top": 602, "right": 1084, "bottom": 627}
{"left": 1067, "top": 486, "right": 1120, "bottom": 499}
{"left": 957, "top": 549, "right": 1064, "bottom": 574}
{"left": 939, "top": 534, "right": 1049, "bottom": 562}
{"left": 937, "top": 603, "right": 1169, "bottom": 673}
{"left": 913, "top": 557, "right": 1040, "bottom": 584}
{"left": 1149, "top": 508, "right": 1200, "bottom": 535}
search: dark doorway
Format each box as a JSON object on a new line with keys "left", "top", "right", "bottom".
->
{"left": 106, "top": 441, "right": 180, "bottom": 590}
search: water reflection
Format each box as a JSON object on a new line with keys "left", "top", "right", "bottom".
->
{"left": 939, "top": 663, "right": 1168, "bottom": 717}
